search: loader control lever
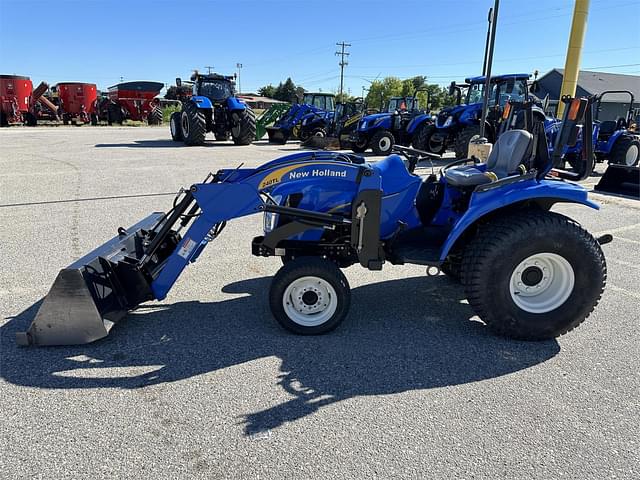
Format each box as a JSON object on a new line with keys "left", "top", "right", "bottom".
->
{"left": 356, "top": 202, "right": 368, "bottom": 253}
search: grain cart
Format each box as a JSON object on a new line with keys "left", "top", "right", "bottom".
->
{"left": 103, "top": 81, "right": 164, "bottom": 125}
{"left": 169, "top": 72, "right": 256, "bottom": 146}
{"left": 0, "top": 74, "right": 35, "bottom": 126}
{"left": 55, "top": 82, "right": 99, "bottom": 125}
{"left": 17, "top": 96, "right": 610, "bottom": 347}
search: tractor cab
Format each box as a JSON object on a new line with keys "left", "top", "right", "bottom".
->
{"left": 189, "top": 73, "right": 236, "bottom": 102}
{"left": 301, "top": 93, "right": 335, "bottom": 111}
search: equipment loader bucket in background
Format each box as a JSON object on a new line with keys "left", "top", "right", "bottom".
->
{"left": 16, "top": 213, "right": 167, "bottom": 346}
{"left": 594, "top": 165, "right": 640, "bottom": 199}
{"left": 255, "top": 103, "right": 290, "bottom": 140}
{"left": 301, "top": 135, "right": 341, "bottom": 150}
{"left": 266, "top": 126, "right": 289, "bottom": 144}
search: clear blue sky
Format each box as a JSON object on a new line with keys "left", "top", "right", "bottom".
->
{"left": 1, "top": 0, "right": 639, "bottom": 94}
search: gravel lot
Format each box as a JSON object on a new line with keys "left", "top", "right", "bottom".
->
{"left": 1, "top": 126, "right": 638, "bottom": 479}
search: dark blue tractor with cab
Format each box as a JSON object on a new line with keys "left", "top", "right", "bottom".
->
{"left": 267, "top": 93, "right": 335, "bottom": 144}
{"left": 349, "top": 91, "right": 433, "bottom": 155}
{"left": 417, "top": 74, "right": 546, "bottom": 158}
{"left": 170, "top": 72, "right": 256, "bottom": 146}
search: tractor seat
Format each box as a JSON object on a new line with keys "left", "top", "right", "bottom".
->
{"left": 445, "top": 129, "right": 532, "bottom": 188}
{"left": 598, "top": 120, "right": 617, "bottom": 138}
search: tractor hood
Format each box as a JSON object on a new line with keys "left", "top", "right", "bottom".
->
{"left": 358, "top": 113, "right": 391, "bottom": 131}
{"left": 435, "top": 103, "right": 481, "bottom": 128}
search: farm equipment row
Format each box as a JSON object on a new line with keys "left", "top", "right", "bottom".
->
{"left": 1, "top": 74, "right": 164, "bottom": 126}
{"left": 17, "top": 95, "right": 612, "bottom": 347}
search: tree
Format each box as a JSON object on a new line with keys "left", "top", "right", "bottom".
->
{"left": 364, "top": 75, "right": 456, "bottom": 112}
{"left": 274, "top": 78, "right": 297, "bottom": 102}
{"left": 257, "top": 84, "right": 276, "bottom": 98}
{"left": 164, "top": 85, "right": 191, "bottom": 100}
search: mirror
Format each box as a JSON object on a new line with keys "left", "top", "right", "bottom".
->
{"left": 175, "top": 77, "right": 181, "bottom": 87}
{"left": 448, "top": 81, "right": 456, "bottom": 96}
{"left": 529, "top": 80, "right": 539, "bottom": 94}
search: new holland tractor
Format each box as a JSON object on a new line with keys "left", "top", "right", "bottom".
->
{"left": 18, "top": 95, "right": 610, "bottom": 347}
{"left": 267, "top": 93, "right": 335, "bottom": 144}
{"left": 350, "top": 91, "right": 433, "bottom": 155}
{"left": 299, "top": 98, "right": 367, "bottom": 149}
{"left": 417, "top": 74, "right": 546, "bottom": 158}
{"left": 170, "top": 72, "right": 256, "bottom": 146}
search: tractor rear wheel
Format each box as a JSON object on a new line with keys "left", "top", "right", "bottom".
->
{"left": 370, "top": 130, "right": 395, "bottom": 155}
{"left": 609, "top": 135, "right": 640, "bottom": 166}
{"left": 181, "top": 101, "right": 206, "bottom": 146}
{"left": 454, "top": 125, "right": 481, "bottom": 159}
{"left": 147, "top": 106, "right": 163, "bottom": 125}
{"left": 231, "top": 107, "right": 256, "bottom": 145}
{"left": 414, "top": 124, "right": 446, "bottom": 154}
{"left": 169, "top": 112, "right": 183, "bottom": 141}
{"left": 461, "top": 210, "right": 606, "bottom": 340}
{"left": 0, "top": 111, "right": 7, "bottom": 127}
{"left": 270, "top": 257, "right": 351, "bottom": 335}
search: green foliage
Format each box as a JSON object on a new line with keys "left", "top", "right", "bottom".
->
{"left": 365, "top": 75, "right": 457, "bottom": 112}
{"left": 162, "top": 104, "right": 181, "bottom": 123}
{"left": 164, "top": 85, "right": 191, "bottom": 100}
{"left": 258, "top": 84, "right": 276, "bottom": 98}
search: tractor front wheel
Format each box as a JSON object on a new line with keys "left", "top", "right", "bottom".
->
{"left": 609, "top": 136, "right": 640, "bottom": 166}
{"left": 370, "top": 130, "right": 395, "bottom": 155}
{"left": 414, "top": 124, "right": 446, "bottom": 154}
{"left": 454, "top": 125, "right": 482, "bottom": 159}
{"left": 181, "top": 102, "right": 207, "bottom": 146}
{"left": 231, "top": 107, "right": 257, "bottom": 145}
{"left": 169, "top": 112, "right": 183, "bottom": 141}
{"left": 461, "top": 210, "right": 606, "bottom": 340}
{"left": 351, "top": 137, "right": 368, "bottom": 153}
{"left": 270, "top": 257, "right": 351, "bottom": 335}
{"left": 24, "top": 112, "right": 37, "bottom": 127}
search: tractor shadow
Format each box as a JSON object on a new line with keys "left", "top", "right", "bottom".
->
{"left": 94, "top": 140, "right": 243, "bottom": 148}
{"left": 0, "top": 275, "right": 559, "bottom": 435}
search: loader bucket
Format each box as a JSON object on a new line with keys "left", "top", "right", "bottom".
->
{"left": 16, "top": 213, "right": 166, "bottom": 346}
{"left": 594, "top": 165, "right": 640, "bottom": 199}
{"left": 267, "top": 126, "right": 289, "bottom": 144}
{"left": 301, "top": 135, "right": 341, "bottom": 150}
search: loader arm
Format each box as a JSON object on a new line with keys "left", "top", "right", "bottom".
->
{"left": 18, "top": 154, "right": 376, "bottom": 346}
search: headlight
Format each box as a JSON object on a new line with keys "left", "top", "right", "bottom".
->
{"left": 373, "top": 117, "right": 385, "bottom": 126}
{"left": 360, "top": 120, "right": 367, "bottom": 130}
{"left": 442, "top": 115, "right": 453, "bottom": 128}
{"left": 264, "top": 212, "right": 278, "bottom": 233}
{"left": 302, "top": 118, "right": 309, "bottom": 126}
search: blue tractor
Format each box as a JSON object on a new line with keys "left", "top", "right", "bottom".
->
{"left": 350, "top": 91, "right": 433, "bottom": 155}
{"left": 418, "top": 74, "right": 546, "bottom": 158}
{"left": 19, "top": 95, "right": 610, "bottom": 347}
{"left": 592, "top": 90, "right": 639, "bottom": 167}
{"left": 267, "top": 93, "right": 335, "bottom": 144}
{"left": 170, "top": 72, "right": 256, "bottom": 146}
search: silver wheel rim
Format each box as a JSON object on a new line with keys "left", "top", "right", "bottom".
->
{"left": 509, "top": 253, "right": 575, "bottom": 314}
{"left": 314, "top": 130, "right": 325, "bottom": 137}
{"left": 170, "top": 117, "right": 178, "bottom": 137}
{"left": 181, "top": 112, "right": 189, "bottom": 137}
{"left": 379, "top": 136, "right": 391, "bottom": 152}
{"left": 282, "top": 276, "right": 338, "bottom": 327}
{"left": 625, "top": 144, "right": 639, "bottom": 166}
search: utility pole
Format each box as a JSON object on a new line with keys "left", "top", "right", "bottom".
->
{"left": 236, "top": 63, "right": 243, "bottom": 94}
{"left": 205, "top": 65, "right": 214, "bottom": 74}
{"left": 557, "top": 0, "right": 590, "bottom": 117}
{"left": 335, "top": 41, "right": 351, "bottom": 100}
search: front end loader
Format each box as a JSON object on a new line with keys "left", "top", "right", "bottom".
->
{"left": 19, "top": 97, "right": 610, "bottom": 346}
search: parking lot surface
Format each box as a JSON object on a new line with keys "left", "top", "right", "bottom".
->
{"left": 1, "top": 127, "right": 639, "bottom": 479}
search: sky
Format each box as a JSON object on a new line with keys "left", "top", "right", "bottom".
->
{"left": 1, "top": 0, "right": 639, "bottom": 95}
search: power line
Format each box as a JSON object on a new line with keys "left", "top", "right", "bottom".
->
{"left": 335, "top": 41, "right": 351, "bottom": 99}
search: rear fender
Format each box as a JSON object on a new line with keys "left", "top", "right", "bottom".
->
{"left": 596, "top": 129, "right": 624, "bottom": 155}
{"left": 406, "top": 114, "right": 432, "bottom": 135}
{"left": 438, "top": 179, "right": 599, "bottom": 261}
{"left": 226, "top": 96, "right": 247, "bottom": 111}
{"left": 191, "top": 96, "right": 213, "bottom": 109}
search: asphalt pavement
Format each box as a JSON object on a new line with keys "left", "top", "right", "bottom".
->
{"left": 1, "top": 126, "right": 638, "bottom": 479}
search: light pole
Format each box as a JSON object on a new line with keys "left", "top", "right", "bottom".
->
{"left": 236, "top": 63, "right": 243, "bottom": 94}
